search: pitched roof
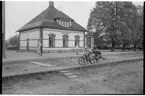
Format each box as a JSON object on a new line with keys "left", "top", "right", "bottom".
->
{"left": 17, "top": 2, "right": 86, "bottom": 32}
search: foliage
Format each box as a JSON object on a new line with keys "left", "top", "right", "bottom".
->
{"left": 87, "top": 1, "right": 143, "bottom": 51}
{"left": 125, "top": 4, "right": 143, "bottom": 51}
{"left": 8, "top": 35, "right": 19, "bottom": 47}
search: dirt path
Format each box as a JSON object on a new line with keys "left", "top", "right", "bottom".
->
{"left": 2, "top": 60, "right": 143, "bottom": 94}
{"left": 67, "top": 60, "right": 143, "bottom": 94}
{"left": 3, "top": 53, "right": 143, "bottom": 77}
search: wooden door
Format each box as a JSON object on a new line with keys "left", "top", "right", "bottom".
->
{"left": 87, "top": 37, "right": 91, "bottom": 48}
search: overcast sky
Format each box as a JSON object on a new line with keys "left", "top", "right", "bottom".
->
{"left": 5, "top": 0, "right": 143, "bottom": 40}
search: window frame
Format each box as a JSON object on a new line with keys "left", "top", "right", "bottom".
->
{"left": 62, "top": 34, "right": 69, "bottom": 48}
{"left": 48, "top": 33, "right": 56, "bottom": 48}
{"left": 56, "top": 18, "right": 71, "bottom": 28}
{"left": 74, "top": 35, "right": 80, "bottom": 47}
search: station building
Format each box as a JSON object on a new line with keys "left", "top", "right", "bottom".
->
{"left": 17, "top": 1, "right": 95, "bottom": 52}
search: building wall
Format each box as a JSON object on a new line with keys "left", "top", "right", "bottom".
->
{"left": 43, "top": 28, "right": 84, "bottom": 50}
{"left": 20, "top": 28, "right": 40, "bottom": 50}
{"left": 19, "top": 28, "right": 85, "bottom": 51}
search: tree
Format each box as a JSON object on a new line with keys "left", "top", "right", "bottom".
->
{"left": 5, "top": 40, "right": 10, "bottom": 49}
{"left": 87, "top": 1, "right": 143, "bottom": 51}
{"left": 93, "top": 28, "right": 107, "bottom": 48}
{"left": 87, "top": 1, "right": 129, "bottom": 51}
{"left": 9, "top": 35, "right": 19, "bottom": 47}
{"left": 125, "top": 4, "right": 143, "bottom": 51}
{"left": 116, "top": 3, "right": 143, "bottom": 51}
{"left": 116, "top": 2, "right": 134, "bottom": 51}
{"left": 136, "top": 5, "right": 143, "bottom": 50}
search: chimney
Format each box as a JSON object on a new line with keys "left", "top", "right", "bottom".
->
{"left": 49, "top": 1, "right": 54, "bottom": 8}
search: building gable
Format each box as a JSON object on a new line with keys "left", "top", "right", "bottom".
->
{"left": 17, "top": 1, "right": 86, "bottom": 32}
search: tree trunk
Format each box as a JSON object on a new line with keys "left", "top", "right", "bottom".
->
{"left": 111, "top": 41, "right": 115, "bottom": 51}
{"left": 133, "top": 44, "right": 136, "bottom": 51}
{"left": 122, "top": 43, "right": 126, "bottom": 52}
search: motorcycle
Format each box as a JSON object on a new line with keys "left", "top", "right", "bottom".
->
{"left": 78, "top": 52, "right": 96, "bottom": 65}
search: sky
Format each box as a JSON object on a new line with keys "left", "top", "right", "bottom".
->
{"left": 5, "top": 0, "right": 144, "bottom": 40}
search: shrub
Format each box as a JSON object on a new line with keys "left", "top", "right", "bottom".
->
{"left": 7, "top": 46, "right": 18, "bottom": 50}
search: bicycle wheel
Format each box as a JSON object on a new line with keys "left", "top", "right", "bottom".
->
{"left": 78, "top": 56, "right": 86, "bottom": 65}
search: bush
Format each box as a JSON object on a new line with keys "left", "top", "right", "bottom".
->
{"left": 58, "top": 50, "right": 62, "bottom": 53}
{"left": 138, "top": 47, "right": 143, "bottom": 51}
{"left": 98, "top": 45, "right": 111, "bottom": 49}
{"left": 7, "top": 46, "right": 18, "bottom": 50}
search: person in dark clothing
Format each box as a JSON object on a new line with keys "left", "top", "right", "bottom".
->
{"left": 92, "top": 46, "right": 105, "bottom": 60}
{"left": 40, "top": 44, "right": 42, "bottom": 56}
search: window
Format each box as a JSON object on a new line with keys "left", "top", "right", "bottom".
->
{"left": 48, "top": 33, "right": 56, "bottom": 47}
{"left": 56, "top": 19, "right": 59, "bottom": 23}
{"left": 67, "top": 22, "right": 70, "bottom": 27}
{"left": 59, "top": 19, "right": 61, "bottom": 25}
{"left": 61, "top": 21, "right": 63, "bottom": 26}
{"left": 69, "top": 21, "right": 71, "bottom": 26}
{"left": 64, "top": 22, "right": 66, "bottom": 27}
{"left": 63, "top": 34, "right": 69, "bottom": 47}
{"left": 75, "top": 35, "right": 80, "bottom": 47}
{"left": 66, "top": 22, "right": 68, "bottom": 27}
{"left": 56, "top": 18, "right": 71, "bottom": 27}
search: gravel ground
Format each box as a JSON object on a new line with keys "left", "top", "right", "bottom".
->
{"left": 67, "top": 60, "right": 143, "bottom": 94}
{"left": 2, "top": 59, "right": 143, "bottom": 94}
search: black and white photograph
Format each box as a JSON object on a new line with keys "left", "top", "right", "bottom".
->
{"left": 2, "top": 0, "right": 144, "bottom": 94}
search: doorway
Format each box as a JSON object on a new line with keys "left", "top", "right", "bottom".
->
{"left": 26, "top": 38, "right": 29, "bottom": 51}
{"left": 87, "top": 37, "right": 91, "bottom": 48}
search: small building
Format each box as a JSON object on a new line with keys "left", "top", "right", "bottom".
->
{"left": 16, "top": 1, "right": 87, "bottom": 52}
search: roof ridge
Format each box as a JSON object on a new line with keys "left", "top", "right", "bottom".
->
{"left": 17, "top": 4, "right": 86, "bottom": 32}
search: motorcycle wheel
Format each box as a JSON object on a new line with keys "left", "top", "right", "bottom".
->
{"left": 90, "top": 57, "right": 96, "bottom": 64}
{"left": 78, "top": 56, "right": 86, "bottom": 65}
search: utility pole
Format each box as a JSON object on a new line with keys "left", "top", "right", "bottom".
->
{"left": 2, "top": 1, "right": 6, "bottom": 58}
